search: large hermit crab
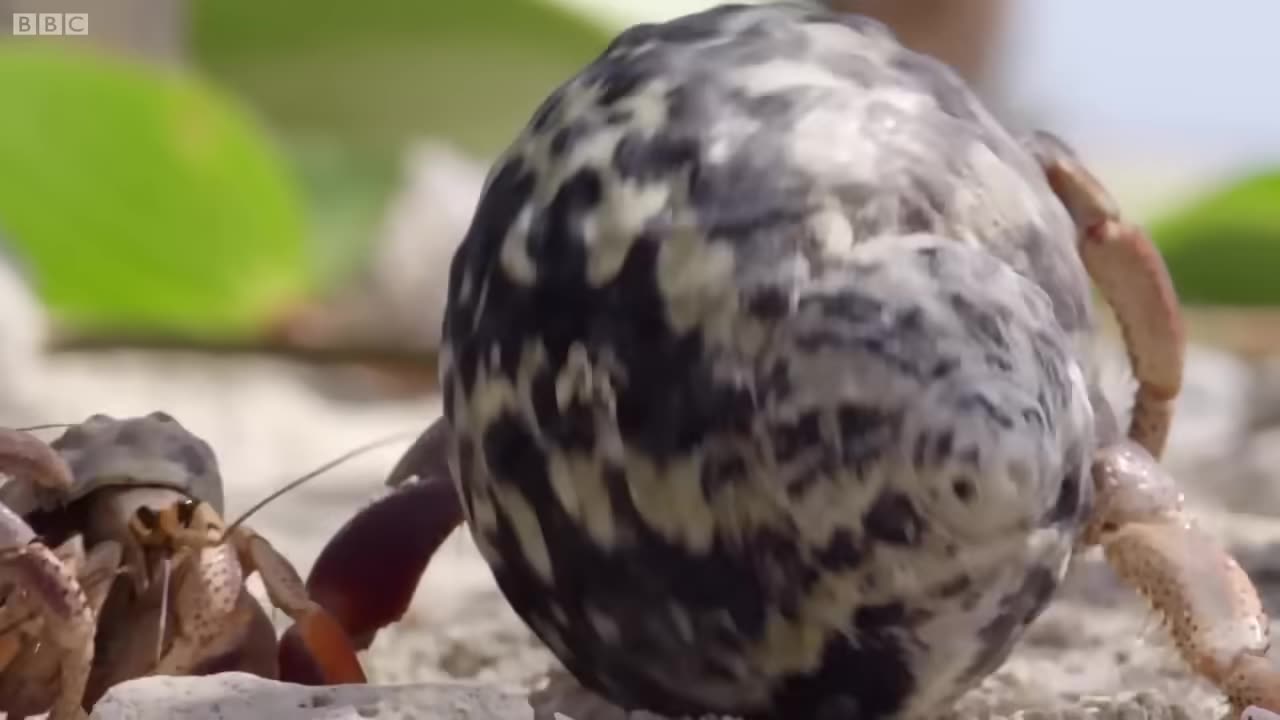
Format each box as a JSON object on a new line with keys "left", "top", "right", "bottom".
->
{"left": 292, "top": 3, "right": 1280, "bottom": 717}
{"left": 0, "top": 412, "right": 366, "bottom": 715}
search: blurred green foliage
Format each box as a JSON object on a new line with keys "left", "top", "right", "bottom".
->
{"left": 0, "top": 45, "right": 312, "bottom": 340}
{"left": 185, "top": 0, "right": 613, "bottom": 314}
{"left": 1150, "top": 171, "right": 1280, "bottom": 306}
{"left": 189, "top": 0, "right": 612, "bottom": 159}
{"left": 0, "top": 0, "right": 612, "bottom": 341}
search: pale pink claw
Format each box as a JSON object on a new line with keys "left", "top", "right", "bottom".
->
{"left": 1090, "top": 441, "right": 1280, "bottom": 714}
{"left": 1032, "top": 134, "right": 1280, "bottom": 712}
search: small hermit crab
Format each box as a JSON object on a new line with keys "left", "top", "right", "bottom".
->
{"left": 295, "top": 2, "right": 1280, "bottom": 718}
{"left": 0, "top": 411, "right": 367, "bottom": 713}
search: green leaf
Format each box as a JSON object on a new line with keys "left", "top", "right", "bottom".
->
{"left": 0, "top": 45, "right": 312, "bottom": 340}
{"left": 1149, "top": 171, "right": 1280, "bottom": 306}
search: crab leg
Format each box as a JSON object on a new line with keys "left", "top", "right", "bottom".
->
{"left": 1027, "top": 131, "right": 1186, "bottom": 459}
{"left": 0, "top": 504, "right": 99, "bottom": 720}
{"left": 1086, "top": 440, "right": 1280, "bottom": 713}
{"left": 226, "top": 525, "right": 369, "bottom": 684}
{"left": 0, "top": 537, "right": 121, "bottom": 719}
{"left": 149, "top": 542, "right": 249, "bottom": 676}
{"left": 144, "top": 505, "right": 367, "bottom": 686}
{"left": 279, "top": 419, "right": 464, "bottom": 684}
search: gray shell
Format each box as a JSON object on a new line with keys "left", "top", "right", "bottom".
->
{"left": 48, "top": 412, "right": 224, "bottom": 514}
{"left": 442, "top": 3, "right": 1099, "bottom": 718}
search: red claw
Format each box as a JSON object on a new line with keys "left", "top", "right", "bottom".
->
{"left": 278, "top": 609, "right": 370, "bottom": 686}
{"left": 278, "top": 421, "right": 464, "bottom": 685}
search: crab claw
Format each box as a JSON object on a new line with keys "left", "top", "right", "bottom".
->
{"left": 276, "top": 603, "right": 370, "bottom": 686}
{"left": 1089, "top": 440, "right": 1280, "bottom": 714}
{"left": 197, "top": 524, "right": 369, "bottom": 688}
{"left": 279, "top": 420, "right": 463, "bottom": 684}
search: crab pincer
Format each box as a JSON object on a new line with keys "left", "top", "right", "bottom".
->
{"left": 1031, "top": 135, "right": 1280, "bottom": 713}
{"left": 278, "top": 420, "right": 462, "bottom": 684}
{"left": 1083, "top": 440, "right": 1280, "bottom": 713}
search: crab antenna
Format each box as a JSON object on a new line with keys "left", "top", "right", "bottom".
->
{"left": 221, "top": 429, "right": 422, "bottom": 540}
{"left": 155, "top": 555, "right": 171, "bottom": 663}
{"left": 13, "top": 423, "right": 74, "bottom": 432}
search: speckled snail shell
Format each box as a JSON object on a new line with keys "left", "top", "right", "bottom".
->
{"left": 440, "top": 3, "right": 1102, "bottom": 718}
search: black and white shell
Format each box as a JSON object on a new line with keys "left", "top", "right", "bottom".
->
{"left": 441, "top": 3, "right": 1100, "bottom": 718}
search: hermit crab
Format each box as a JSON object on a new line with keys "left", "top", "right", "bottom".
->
{"left": 0, "top": 412, "right": 366, "bottom": 717}
{"left": 295, "top": 2, "right": 1280, "bottom": 718}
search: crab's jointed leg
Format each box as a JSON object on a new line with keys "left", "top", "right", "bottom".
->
{"left": 1086, "top": 440, "right": 1280, "bottom": 713}
{"left": 0, "top": 536, "right": 121, "bottom": 720}
{"left": 225, "top": 524, "right": 369, "bottom": 684}
{"left": 0, "top": 504, "right": 111, "bottom": 720}
{"left": 1027, "top": 131, "right": 1186, "bottom": 459}
{"left": 147, "top": 541, "right": 250, "bottom": 677}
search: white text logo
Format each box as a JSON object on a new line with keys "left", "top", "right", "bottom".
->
{"left": 12, "top": 13, "right": 89, "bottom": 36}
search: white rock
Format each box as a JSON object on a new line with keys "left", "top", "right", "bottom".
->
{"left": 89, "top": 672, "right": 533, "bottom": 720}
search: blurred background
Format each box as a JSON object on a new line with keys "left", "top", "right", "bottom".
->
{"left": 0, "top": 0, "right": 1279, "bottom": 697}
{"left": 0, "top": 0, "right": 1277, "bottom": 372}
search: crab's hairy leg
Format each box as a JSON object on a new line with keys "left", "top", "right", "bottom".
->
{"left": 0, "top": 537, "right": 120, "bottom": 719}
{"left": 1027, "top": 130, "right": 1185, "bottom": 458}
{"left": 0, "top": 548, "right": 96, "bottom": 720}
{"left": 1089, "top": 440, "right": 1280, "bottom": 713}
{"left": 0, "top": 503, "right": 98, "bottom": 719}
{"left": 151, "top": 544, "right": 245, "bottom": 676}
{"left": 225, "top": 525, "right": 368, "bottom": 685}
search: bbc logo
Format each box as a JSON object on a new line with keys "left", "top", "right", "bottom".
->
{"left": 12, "top": 13, "right": 89, "bottom": 36}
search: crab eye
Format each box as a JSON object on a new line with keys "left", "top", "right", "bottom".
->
{"left": 176, "top": 500, "right": 198, "bottom": 527}
{"left": 134, "top": 506, "right": 159, "bottom": 530}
